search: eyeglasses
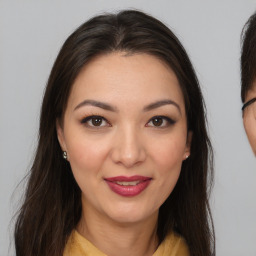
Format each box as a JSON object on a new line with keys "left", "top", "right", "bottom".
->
{"left": 242, "top": 97, "right": 256, "bottom": 111}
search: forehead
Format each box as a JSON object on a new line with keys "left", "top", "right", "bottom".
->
{"left": 68, "top": 52, "right": 185, "bottom": 112}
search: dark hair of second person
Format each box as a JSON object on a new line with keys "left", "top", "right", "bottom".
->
{"left": 241, "top": 11, "right": 256, "bottom": 155}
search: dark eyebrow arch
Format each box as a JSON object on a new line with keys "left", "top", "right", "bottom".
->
{"left": 74, "top": 100, "right": 117, "bottom": 112}
{"left": 143, "top": 99, "right": 181, "bottom": 113}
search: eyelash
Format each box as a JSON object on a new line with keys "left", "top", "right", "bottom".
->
{"left": 80, "top": 115, "right": 176, "bottom": 128}
{"left": 146, "top": 116, "right": 176, "bottom": 128}
{"left": 81, "top": 115, "right": 110, "bottom": 128}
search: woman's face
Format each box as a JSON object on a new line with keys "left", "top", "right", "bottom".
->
{"left": 243, "top": 84, "right": 256, "bottom": 155}
{"left": 57, "top": 52, "right": 191, "bottom": 224}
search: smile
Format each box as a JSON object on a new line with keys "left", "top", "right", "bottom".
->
{"left": 115, "top": 181, "right": 140, "bottom": 186}
{"left": 104, "top": 176, "right": 152, "bottom": 197}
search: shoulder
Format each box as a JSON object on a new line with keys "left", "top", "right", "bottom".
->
{"left": 153, "top": 232, "right": 190, "bottom": 256}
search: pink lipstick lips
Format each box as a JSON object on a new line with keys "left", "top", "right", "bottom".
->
{"left": 104, "top": 175, "right": 152, "bottom": 197}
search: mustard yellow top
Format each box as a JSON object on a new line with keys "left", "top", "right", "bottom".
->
{"left": 63, "top": 230, "right": 190, "bottom": 256}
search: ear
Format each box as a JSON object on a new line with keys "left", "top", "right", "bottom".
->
{"left": 56, "top": 119, "right": 67, "bottom": 152}
{"left": 183, "top": 131, "right": 192, "bottom": 160}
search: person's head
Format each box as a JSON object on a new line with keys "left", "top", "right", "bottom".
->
{"left": 15, "top": 10, "right": 214, "bottom": 256}
{"left": 241, "top": 12, "right": 256, "bottom": 155}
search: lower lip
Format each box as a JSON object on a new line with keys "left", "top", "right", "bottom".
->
{"left": 105, "top": 180, "right": 151, "bottom": 197}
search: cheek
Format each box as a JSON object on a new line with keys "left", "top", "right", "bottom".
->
{"left": 150, "top": 134, "right": 185, "bottom": 192}
{"left": 66, "top": 138, "right": 110, "bottom": 195}
{"left": 150, "top": 135, "right": 186, "bottom": 169}
{"left": 243, "top": 115, "right": 256, "bottom": 152}
{"left": 66, "top": 136, "right": 109, "bottom": 174}
{"left": 244, "top": 115, "right": 256, "bottom": 139}
{"left": 149, "top": 138, "right": 185, "bottom": 207}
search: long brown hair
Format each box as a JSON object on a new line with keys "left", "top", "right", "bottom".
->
{"left": 15, "top": 10, "right": 215, "bottom": 256}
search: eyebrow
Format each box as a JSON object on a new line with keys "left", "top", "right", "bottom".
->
{"left": 74, "top": 100, "right": 117, "bottom": 112}
{"left": 74, "top": 99, "right": 181, "bottom": 113}
{"left": 143, "top": 99, "right": 181, "bottom": 113}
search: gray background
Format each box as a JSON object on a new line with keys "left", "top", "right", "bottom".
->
{"left": 1, "top": 0, "right": 256, "bottom": 255}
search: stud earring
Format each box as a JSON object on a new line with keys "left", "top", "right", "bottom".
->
{"left": 63, "top": 151, "right": 68, "bottom": 160}
{"left": 186, "top": 155, "right": 189, "bottom": 159}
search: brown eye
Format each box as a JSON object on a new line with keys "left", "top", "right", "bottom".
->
{"left": 152, "top": 117, "right": 163, "bottom": 126}
{"left": 81, "top": 115, "right": 110, "bottom": 128}
{"left": 146, "top": 116, "right": 175, "bottom": 128}
{"left": 91, "top": 117, "right": 103, "bottom": 126}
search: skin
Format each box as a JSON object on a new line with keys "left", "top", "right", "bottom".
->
{"left": 57, "top": 52, "right": 191, "bottom": 256}
{"left": 243, "top": 84, "right": 256, "bottom": 155}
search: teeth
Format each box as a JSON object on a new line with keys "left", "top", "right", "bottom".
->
{"left": 116, "top": 181, "right": 140, "bottom": 186}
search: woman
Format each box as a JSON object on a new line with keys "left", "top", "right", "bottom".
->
{"left": 14, "top": 10, "right": 215, "bottom": 256}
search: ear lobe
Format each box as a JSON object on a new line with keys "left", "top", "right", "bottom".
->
{"left": 56, "top": 120, "right": 67, "bottom": 151}
{"left": 183, "top": 131, "right": 192, "bottom": 160}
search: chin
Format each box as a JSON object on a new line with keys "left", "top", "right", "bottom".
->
{"left": 105, "top": 204, "right": 157, "bottom": 225}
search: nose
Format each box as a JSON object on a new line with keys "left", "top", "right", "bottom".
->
{"left": 110, "top": 126, "right": 146, "bottom": 168}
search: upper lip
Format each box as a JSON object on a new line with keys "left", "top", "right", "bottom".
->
{"left": 104, "top": 175, "right": 151, "bottom": 182}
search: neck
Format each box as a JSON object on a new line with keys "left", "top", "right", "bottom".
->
{"left": 77, "top": 202, "right": 159, "bottom": 256}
